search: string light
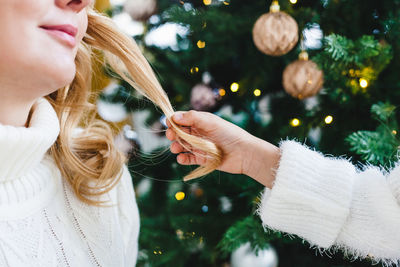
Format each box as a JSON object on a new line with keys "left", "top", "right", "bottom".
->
{"left": 223, "top": 1, "right": 230, "bottom": 5}
{"left": 203, "top": 0, "right": 212, "bottom": 5}
{"left": 219, "top": 88, "right": 226, "bottom": 96}
{"left": 190, "top": 67, "right": 199, "bottom": 74}
{"left": 230, "top": 82, "right": 239, "bottom": 92}
{"left": 290, "top": 0, "right": 297, "bottom": 3}
{"left": 392, "top": 130, "right": 397, "bottom": 135}
{"left": 359, "top": 78, "right": 368, "bottom": 88}
{"left": 290, "top": 118, "right": 300, "bottom": 127}
{"left": 325, "top": 115, "right": 333, "bottom": 124}
{"left": 197, "top": 40, "right": 206, "bottom": 48}
{"left": 253, "top": 89, "right": 261, "bottom": 97}
{"left": 175, "top": 192, "right": 185, "bottom": 201}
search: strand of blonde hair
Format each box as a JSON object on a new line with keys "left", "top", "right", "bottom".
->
{"left": 46, "top": 8, "right": 222, "bottom": 206}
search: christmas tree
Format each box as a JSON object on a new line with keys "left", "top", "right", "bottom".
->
{"left": 98, "top": 0, "right": 400, "bottom": 266}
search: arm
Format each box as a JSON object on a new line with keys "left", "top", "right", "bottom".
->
{"left": 166, "top": 110, "right": 400, "bottom": 264}
{"left": 255, "top": 140, "right": 400, "bottom": 264}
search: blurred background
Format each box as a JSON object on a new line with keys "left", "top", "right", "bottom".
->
{"left": 92, "top": 0, "right": 400, "bottom": 266}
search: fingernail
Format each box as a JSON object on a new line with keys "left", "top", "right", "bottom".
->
{"left": 173, "top": 112, "right": 184, "bottom": 121}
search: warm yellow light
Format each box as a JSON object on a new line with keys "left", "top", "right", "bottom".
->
{"left": 253, "top": 89, "right": 261, "bottom": 97}
{"left": 325, "top": 115, "right": 333, "bottom": 124}
{"left": 175, "top": 192, "right": 185, "bottom": 201}
{"left": 197, "top": 40, "right": 206, "bottom": 49}
{"left": 290, "top": 0, "right": 297, "bottom": 3}
{"left": 190, "top": 67, "right": 199, "bottom": 74}
{"left": 359, "top": 78, "right": 368, "bottom": 88}
{"left": 230, "top": 82, "right": 239, "bottom": 92}
{"left": 392, "top": 130, "right": 397, "bottom": 135}
{"left": 219, "top": 88, "right": 226, "bottom": 96}
{"left": 223, "top": 1, "right": 230, "bottom": 5}
{"left": 203, "top": 0, "right": 212, "bottom": 5}
{"left": 290, "top": 118, "right": 300, "bottom": 127}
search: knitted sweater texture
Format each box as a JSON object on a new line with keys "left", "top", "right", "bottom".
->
{"left": 257, "top": 140, "right": 400, "bottom": 266}
{"left": 0, "top": 97, "right": 139, "bottom": 266}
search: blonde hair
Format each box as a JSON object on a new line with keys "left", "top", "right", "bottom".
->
{"left": 46, "top": 8, "right": 222, "bottom": 206}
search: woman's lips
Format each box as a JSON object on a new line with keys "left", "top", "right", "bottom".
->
{"left": 40, "top": 24, "right": 78, "bottom": 48}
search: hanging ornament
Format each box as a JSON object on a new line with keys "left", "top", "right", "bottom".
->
{"left": 219, "top": 196, "right": 233, "bottom": 213}
{"left": 114, "top": 124, "right": 141, "bottom": 159}
{"left": 190, "top": 83, "right": 218, "bottom": 111}
{"left": 151, "top": 115, "right": 168, "bottom": 137}
{"left": 252, "top": 1, "right": 299, "bottom": 56}
{"left": 124, "top": 0, "right": 158, "bottom": 22}
{"left": 282, "top": 51, "right": 324, "bottom": 99}
{"left": 231, "top": 242, "right": 278, "bottom": 267}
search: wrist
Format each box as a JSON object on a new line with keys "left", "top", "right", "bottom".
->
{"left": 242, "top": 136, "right": 281, "bottom": 188}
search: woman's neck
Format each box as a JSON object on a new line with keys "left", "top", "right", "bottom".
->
{"left": 0, "top": 98, "right": 36, "bottom": 127}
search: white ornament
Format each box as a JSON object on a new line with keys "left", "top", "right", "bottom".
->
{"left": 231, "top": 242, "right": 278, "bottom": 267}
{"left": 124, "top": 0, "right": 158, "bottom": 21}
{"left": 219, "top": 196, "right": 233, "bottom": 213}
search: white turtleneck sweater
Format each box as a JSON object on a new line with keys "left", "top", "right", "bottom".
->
{"left": 0, "top": 97, "right": 139, "bottom": 266}
{"left": 257, "top": 141, "right": 400, "bottom": 266}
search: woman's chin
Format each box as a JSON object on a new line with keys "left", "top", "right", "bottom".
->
{"left": 49, "top": 65, "right": 77, "bottom": 90}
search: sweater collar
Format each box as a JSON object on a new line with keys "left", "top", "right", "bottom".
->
{"left": 0, "top": 97, "right": 60, "bottom": 181}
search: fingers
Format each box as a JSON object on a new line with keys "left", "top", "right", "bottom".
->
{"left": 172, "top": 110, "right": 201, "bottom": 127}
{"left": 170, "top": 141, "right": 185, "bottom": 154}
{"left": 165, "top": 122, "right": 193, "bottom": 141}
{"left": 165, "top": 128, "right": 176, "bottom": 141}
{"left": 177, "top": 152, "right": 207, "bottom": 166}
{"left": 170, "top": 140, "right": 207, "bottom": 166}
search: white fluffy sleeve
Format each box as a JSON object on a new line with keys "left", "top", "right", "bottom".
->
{"left": 256, "top": 140, "right": 400, "bottom": 265}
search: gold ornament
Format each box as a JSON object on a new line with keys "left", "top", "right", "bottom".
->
{"left": 282, "top": 51, "right": 324, "bottom": 99}
{"left": 252, "top": 1, "right": 299, "bottom": 56}
{"left": 124, "top": 0, "right": 158, "bottom": 22}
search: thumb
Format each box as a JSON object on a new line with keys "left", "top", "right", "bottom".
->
{"left": 172, "top": 111, "right": 196, "bottom": 127}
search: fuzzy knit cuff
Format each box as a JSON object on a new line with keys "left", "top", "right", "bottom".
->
{"left": 256, "top": 140, "right": 357, "bottom": 248}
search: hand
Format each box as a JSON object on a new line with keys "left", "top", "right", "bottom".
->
{"left": 166, "top": 110, "right": 280, "bottom": 188}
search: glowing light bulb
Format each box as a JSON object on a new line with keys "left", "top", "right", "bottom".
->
{"left": 325, "top": 115, "right": 333, "bottom": 124}
{"left": 197, "top": 40, "right": 206, "bottom": 48}
{"left": 290, "top": 118, "right": 300, "bottom": 127}
{"left": 203, "top": 0, "right": 212, "bottom": 5}
{"left": 392, "top": 130, "right": 397, "bottom": 135}
{"left": 230, "top": 82, "right": 239, "bottom": 92}
{"left": 253, "top": 89, "right": 261, "bottom": 97}
{"left": 190, "top": 67, "right": 199, "bottom": 74}
{"left": 219, "top": 88, "right": 226, "bottom": 96}
{"left": 359, "top": 78, "right": 368, "bottom": 88}
{"left": 290, "top": 0, "right": 297, "bottom": 3}
{"left": 175, "top": 192, "right": 185, "bottom": 201}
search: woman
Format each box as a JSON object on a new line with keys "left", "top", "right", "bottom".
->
{"left": 166, "top": 110, "right": 400, "bottom": 266}
{"left": 0, "top": 0, "right": 222, "bottom": 266}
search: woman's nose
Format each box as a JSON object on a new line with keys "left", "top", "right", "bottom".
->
{"left": 55, "top": 0, "right": 92, "bottom": 13}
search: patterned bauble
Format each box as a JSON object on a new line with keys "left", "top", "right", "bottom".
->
{"left": 124, "top": 0, "right": 158, "bottom": 22}
{"left": 252, "top": 1, "right": 298, "bottom": 56}
{"left": 190, "top": 83, "right": 218, "bottom": 111}
{"left": 282, "top": 51, "right": 324, "bottom": 99}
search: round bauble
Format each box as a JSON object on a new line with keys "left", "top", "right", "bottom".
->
{"left": 231, "top": 242, "right": 278, "bottom": 267}
{"left": 114, "top": 125, "right": 141, "bottom": 159}
{"left": 252, "top": 1, "right": 298, "bottom": 56}
{"left": 190, "top": 83, "right": 218, "bottom": 111}
{"left": 282, "top": 52, "right": 324, "bottom": 99}
{"left": 124, "top": 0, "right": 158, "bottom": 22}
